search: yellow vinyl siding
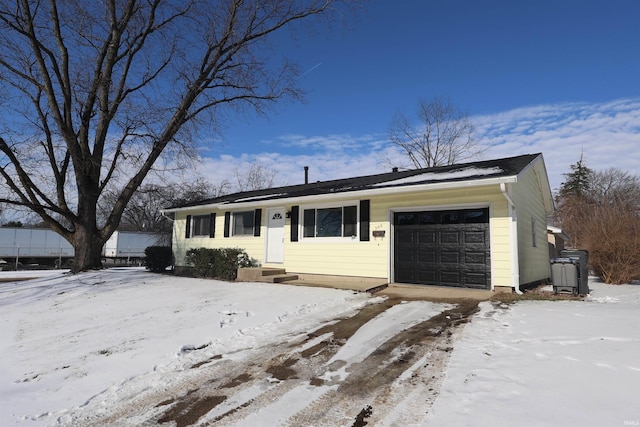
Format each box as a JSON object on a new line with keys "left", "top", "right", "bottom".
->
{"left": 282, "top": 200, "right": 386, "bottom": 277}
{"left": 282, "top": 186, "right": 513, "bottom": 285}
{"left": 169, "top": 157, "right": 553, "bottom": 291}
{"left": 511, "top": 160, "right": 553, "bottom": 285}
{"left": 171, "top": 186, "right": 516, "bottom": 287}
{"left": 172, "top": 209, "right": 265, "bottom": 265}
{"left": 489, "top": 207, "right": 515, "bottom": 288}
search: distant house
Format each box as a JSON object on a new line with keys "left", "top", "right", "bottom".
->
{"left": 162, "top": 153, "right": 554, "bottom": 293}
{"left": 547, "top": 225, "right": 570, "bottom": 258}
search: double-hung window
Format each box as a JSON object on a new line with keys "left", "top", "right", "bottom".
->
{"left": 192, "top": 214, "right": 211, "bottom": 237}
{"left": 233, "top": 211, "right": 255, "bottom": 236}
{"left": 303, "top": 204, "right": 358, "bottom": 238}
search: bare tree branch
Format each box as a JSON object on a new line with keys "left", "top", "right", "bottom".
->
{"left": 387, "top": 95, "right": 482, "bottom": 169}
{"left": 0, "top": 0, "right": 351, "bottom": 271}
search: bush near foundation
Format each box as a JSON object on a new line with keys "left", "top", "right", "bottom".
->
{"left": 184, "top": 247, "right": 258, "bottom": 281}
{"left": 144, "top": 246, "right": 173, "bottom": 272}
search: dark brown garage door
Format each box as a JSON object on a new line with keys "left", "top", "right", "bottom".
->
{"left": 394, "top": 208, "right": 491, "bottom": 289}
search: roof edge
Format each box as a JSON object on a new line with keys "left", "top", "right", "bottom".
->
{"left": 166, "top": 175, "right": 520, "bottom": 212}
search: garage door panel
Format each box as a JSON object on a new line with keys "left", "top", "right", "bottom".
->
{"left": 465, "top": 251, "right": 487, "bottom": 265}
{"left": 395, "top": 268, "right": 416, "bottom": 283}
{"left": 439, "top": 231, "right": 460, "bottom": 244}
{"left": 396, "top": 249, "right": 416, "bottom": 264}
{"left": 440, "top": 270, "right": 461, "bottom": 286}
{"left": 396, "top": 229, "right": 416, "bottom": 245}
{"left": 394, "top": 208, "right": 491, "bottom": 289}
{"left": 464, "top": 230, "right": 487, "bottom": 244}
{"left": 418, "top": 249, "right": 436, "bottom": 263}
{"left": 418, "top": 231, "right": 436, "bottom": 244}
{"left": 464, "top": 271, "right": 489, "bottom": 288}
{"left": 417, "top": 269, "right": 437, "bottom": 283}
{"left": 440, "top": 251, "right": 460, "bottom": 263}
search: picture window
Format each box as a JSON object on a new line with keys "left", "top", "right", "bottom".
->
{"left": 302, "top": 205, "right": 358, "bottom": 238}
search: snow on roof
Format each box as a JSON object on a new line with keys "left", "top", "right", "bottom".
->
{"left": 225, "top": 193, "right": 288, "bottom": 204}
{"left": 371, "top": 166, "right": 504, "bottom": 187}
{"left": 166, "top": 154, "right": 542, "bottom": 210}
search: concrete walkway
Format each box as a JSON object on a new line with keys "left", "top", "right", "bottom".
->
{"left": 284, "top": 276, "right": 387, "bottom": 293}
{"left": 283, "top": 275, "right": 494, "bottom": 301}
{"left": 377, "top": 284, "right": 494, "bottom": 301}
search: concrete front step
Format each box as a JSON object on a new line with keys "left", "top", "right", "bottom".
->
{"left": 261, "top": 268, "right": 287, "bottom": 276}
{"left": 269, "top": 274, "right": 299, "bottom": 283}
{"left": 237, "top": 267, "right": 298, "bottom": 283}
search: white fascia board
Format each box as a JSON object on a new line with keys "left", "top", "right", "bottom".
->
{"left": 160, "top": 206, "right": 211, "bottom": 215}
{"left": 196, "top": 175, "right": 520, "bottom": 211}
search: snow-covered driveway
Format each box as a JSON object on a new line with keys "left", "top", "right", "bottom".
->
{"left": 1, "top": 269, "right": 468, "bottom": 426}
{"left": 1, "top": 268, "right": 639, "bottom": 426}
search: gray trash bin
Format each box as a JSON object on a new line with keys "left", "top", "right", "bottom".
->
{"left": 551, "top": 258, "right": 580, "bottom": 295}
{"left": 559, "top": 249, "right": 589, "bottom": 295}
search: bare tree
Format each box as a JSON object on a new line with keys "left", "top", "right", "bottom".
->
{"left": 590, "top": 168, "right": 640, "bottom": 209}
{"left": 387, "top": 95, "right": 480, "bottom": 169}
{"left": 555, "top": 163, "right": 640, "bottom": 284}
{"left": 581, "top": 199, "right": 640, "bottom": 285}
{"left": 100, "top": 178, "right": 230, "bottom": 232}
{"left": 0, "top": 0, "right": 349, "bottom": 271}
{"left": 235, "top": 161, "right": 276, "bottom": 192}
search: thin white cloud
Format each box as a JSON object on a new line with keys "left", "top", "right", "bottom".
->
{"left": 190, "top": 98, "right": 640, "bottom": 195}
{"left": 273, "top": 133, "right": 385, "bottom": 152}
{"left": 477, "top": 98, "right": 640, "bottom": 191}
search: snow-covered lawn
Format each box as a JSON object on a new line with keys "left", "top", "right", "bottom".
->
{"left": 0, "top": 268, "right": 373, "bottom": 425}
{"left": 427, "top": 280, "right": 640, "bottom": 427}
{"left": 1, "top": 268, "right": 639, "bottom": 426}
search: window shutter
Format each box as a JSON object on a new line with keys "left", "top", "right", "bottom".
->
{"left": 290, "top": 206, "right": 299, "bottom": 242}
{"left": 209, "top": 213, "right": 216, "bottom": 238}
{"left": 254, "top": 209, "right": 262, "bottom": 237}
{"left": 359, "top": 200, "right": 370, "bottom": 241}
{"left": 224, "top": 212, "right": 230, "bottom": 237}
{"left": 185, "top": 215, "right": 192, "bottom": 239}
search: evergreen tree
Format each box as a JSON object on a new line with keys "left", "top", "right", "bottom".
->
{"left": 559, "top": 153, "right": 594, "bottom": 198}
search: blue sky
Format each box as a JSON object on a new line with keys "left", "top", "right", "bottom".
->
{"left": 192, "top": 0, "right": 640, "bottom": 193}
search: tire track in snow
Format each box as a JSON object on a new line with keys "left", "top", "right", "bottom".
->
{"left": 59, "top": 298, "right": 479, "bottom": 426}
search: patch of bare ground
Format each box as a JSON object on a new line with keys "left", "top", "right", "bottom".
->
{"left": 491, "top": 285, "right": 585, "bottom": 304}
{"left": 68, "top": 297, "right": 479, "bottom": 426}
{"left": 156, "top": 390, "right": 226, "bottom": 427}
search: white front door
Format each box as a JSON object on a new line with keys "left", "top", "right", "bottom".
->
{"left": 265, "top": 207, "right": 285, "bottom": 263}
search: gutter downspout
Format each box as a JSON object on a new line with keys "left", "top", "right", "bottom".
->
{"left": 500, "top": 183, "right": 522, "bottom": 294}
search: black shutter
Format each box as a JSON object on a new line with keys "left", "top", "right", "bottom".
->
{"left": 360, "top": 200, "right": 370, "bottom": 241}
{"left": 185, "top": 215, "right": 192, "bottom": 239}
{"left": 209, "top": 213, "right": 216, "bottom": 238}
{"left": 224, "top": 212, "right": 231, "bottom": 237}
{"left": 254, "top": 209, "right": 262, "bottom": 237}
{"left": 290, "top": 206, "right": 299, "bottom": 242}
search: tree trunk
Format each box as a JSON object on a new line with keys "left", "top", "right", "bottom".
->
{"left": 72, "top": 226, "right": 105, "bottom": 272}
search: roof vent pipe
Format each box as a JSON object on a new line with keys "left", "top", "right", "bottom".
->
{"left": 392, "top": 167, "right": 399, "bottom": 172}
{"left": 304, "top": 166, "right": 309, "bottom": 184}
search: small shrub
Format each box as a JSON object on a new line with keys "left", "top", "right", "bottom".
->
{"left": 184, "top": 247, "right": 258, "bottom": 281}
{"left": 144, "top": 246, "right": 173, "bottom": 272}
{"left": 184, "top": 248, "right": 217, "bottom": 277}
